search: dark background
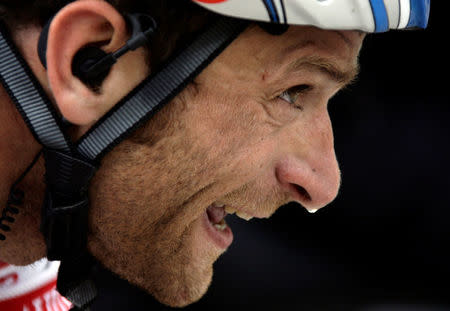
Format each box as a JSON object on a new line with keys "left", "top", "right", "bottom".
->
{"left": 187, "top": 2, "right": 450, "bottom": 310}
{"left": 93, "top": 2, "right": 450, "bottom": 310}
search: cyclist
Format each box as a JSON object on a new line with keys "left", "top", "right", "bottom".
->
{"left": 0, "top": 0, "right": 430, "bottom": 310}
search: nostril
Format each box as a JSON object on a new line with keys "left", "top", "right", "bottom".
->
{"left": 292, "top": 184, "right": 311, "bottom": 202}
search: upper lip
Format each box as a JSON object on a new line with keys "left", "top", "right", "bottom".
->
{"left": 213, "top": 202, "right": 271, "bottom": 219}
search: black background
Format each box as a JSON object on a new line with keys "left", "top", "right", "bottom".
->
{"left": 92, "top": 2, "right": 450, "bottom": 310}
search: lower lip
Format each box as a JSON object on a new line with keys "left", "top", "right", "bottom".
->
{"left": 202, "top": 211, "right": 233, "bottom": 249}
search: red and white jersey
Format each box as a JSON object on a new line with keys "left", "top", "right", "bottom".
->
{"left": 0, "top": 259, "right": 72, "bottom": 311}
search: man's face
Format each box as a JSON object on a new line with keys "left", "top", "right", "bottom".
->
{"left": 87, "top": 25, "right": 364, "bottom": 307}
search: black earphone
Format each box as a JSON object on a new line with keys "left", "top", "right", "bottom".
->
{"left": 38, "top": 13, "right": 157, "bottom": 87}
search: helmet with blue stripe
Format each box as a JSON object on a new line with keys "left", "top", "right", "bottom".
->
{"left": 192, "top": 0, "right": 430, "bottom": 33}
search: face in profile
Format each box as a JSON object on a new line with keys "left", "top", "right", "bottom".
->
{"left": 86, "top": 24, "right": 365, "bottom": 307}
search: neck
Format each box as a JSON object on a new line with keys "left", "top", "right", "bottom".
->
{"left": 0, "top": 86, "right": 47, "bottom": 264}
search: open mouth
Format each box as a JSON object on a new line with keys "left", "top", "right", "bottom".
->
{"left": 203, "top": 202, "right": 259, "bottom": 249}
{"left": 207, "top": 203, "right": 228, "bottom": 229}
{"left": 203, "top": 196, "right": 319, "bottom": 249}
{"left": 203, "top": 203, "right": 233, "bottom": 249}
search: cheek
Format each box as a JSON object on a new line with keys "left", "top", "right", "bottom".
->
{"left": 185, "top": 93, "right": 280, "bottom": 180}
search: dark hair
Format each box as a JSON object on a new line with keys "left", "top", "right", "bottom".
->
{"left": 0, "top": 0, "right": 214, "bottom": 68}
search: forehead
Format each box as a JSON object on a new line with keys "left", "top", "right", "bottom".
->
{"left": 219, "top": 24, "right": 364, "bottom": 82}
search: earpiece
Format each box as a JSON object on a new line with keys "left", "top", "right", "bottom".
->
{"left": 37, "top": 12, "right": 157, "bottom": 87}
{"left": 71, "top": 46, "right": 109, "bottom": 89}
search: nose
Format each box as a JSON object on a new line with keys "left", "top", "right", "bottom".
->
{"left": 275, "top": 109, "right": 341, "bottom": 211}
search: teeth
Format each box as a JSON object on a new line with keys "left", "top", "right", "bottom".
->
{"left": 214, "top": 223, "right": 227, "bottom": 230}
{"left": 224, "top": 206, "right": 236, "bottom": 214}
{"left": 214, "top": 220, "right": 227, "bottom": 231}
{"left": 214, "top": 202, "right": 225, "bottom": 208}
{"left": 223, "top": 206, "right": 253, "bottom": 221}
{"left": 307, "top": 208, "right": 319, "bottom": 214}
{"left": 236, "top": 211, "right": 253, "bottom": 221}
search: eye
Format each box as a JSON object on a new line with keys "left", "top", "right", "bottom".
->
{"left": 278, "top": 84, "right": 311, "bottom": 110}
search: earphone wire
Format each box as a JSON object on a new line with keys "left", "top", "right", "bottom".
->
{"left": 0, "top": 149, "right": 43, "bottom": 241}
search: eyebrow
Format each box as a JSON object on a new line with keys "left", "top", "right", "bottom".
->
{"left": 285, "top": 55, "right": 360, "bottom": 87}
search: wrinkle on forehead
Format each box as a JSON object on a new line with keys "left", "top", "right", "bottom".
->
{"left": 285, "top": 55, "right": 360, "bottom": 87}
{"left": 279, "top": 27, "right": 364, "bottom": 57}
{"left": 253, "top": 27, "right": 364, "bottom": 87}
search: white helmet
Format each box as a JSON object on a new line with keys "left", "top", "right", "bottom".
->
{"left": 193, "top": 0, "right": 430, "bottom": 32}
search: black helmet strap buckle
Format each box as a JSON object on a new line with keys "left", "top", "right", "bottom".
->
{"left": 41, "top": 149, "right": 97, "bottom": 260}
{"left": 40, "top": 150, "right": 99, "bottom": 311}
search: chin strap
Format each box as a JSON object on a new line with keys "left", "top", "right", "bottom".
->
{"left": 1, "top": 16, "right": 248, "bottom": 310}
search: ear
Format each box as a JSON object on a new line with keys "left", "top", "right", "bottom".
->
{"left": 46, "top": 0, "right": 149, "bottom": 126}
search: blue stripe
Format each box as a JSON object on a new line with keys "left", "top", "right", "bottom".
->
{"left": 407, "top": 0, "right": 430, "bottom": 29}
{"left": 368, "top": 0, "right": 389, "bottom": 32}
{"left": 263, "top": 0, "right": 279, "bottom": 23}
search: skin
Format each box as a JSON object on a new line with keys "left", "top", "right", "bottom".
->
{"left": 0, "top": 0, "right": 365, "bottom": 307}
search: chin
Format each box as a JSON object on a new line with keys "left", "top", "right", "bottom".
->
{"left": 151, "top": 211, "right": 228, "bottom": 307}
{"left": 149, "top": 264, "right": 214, "bottom": 308}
